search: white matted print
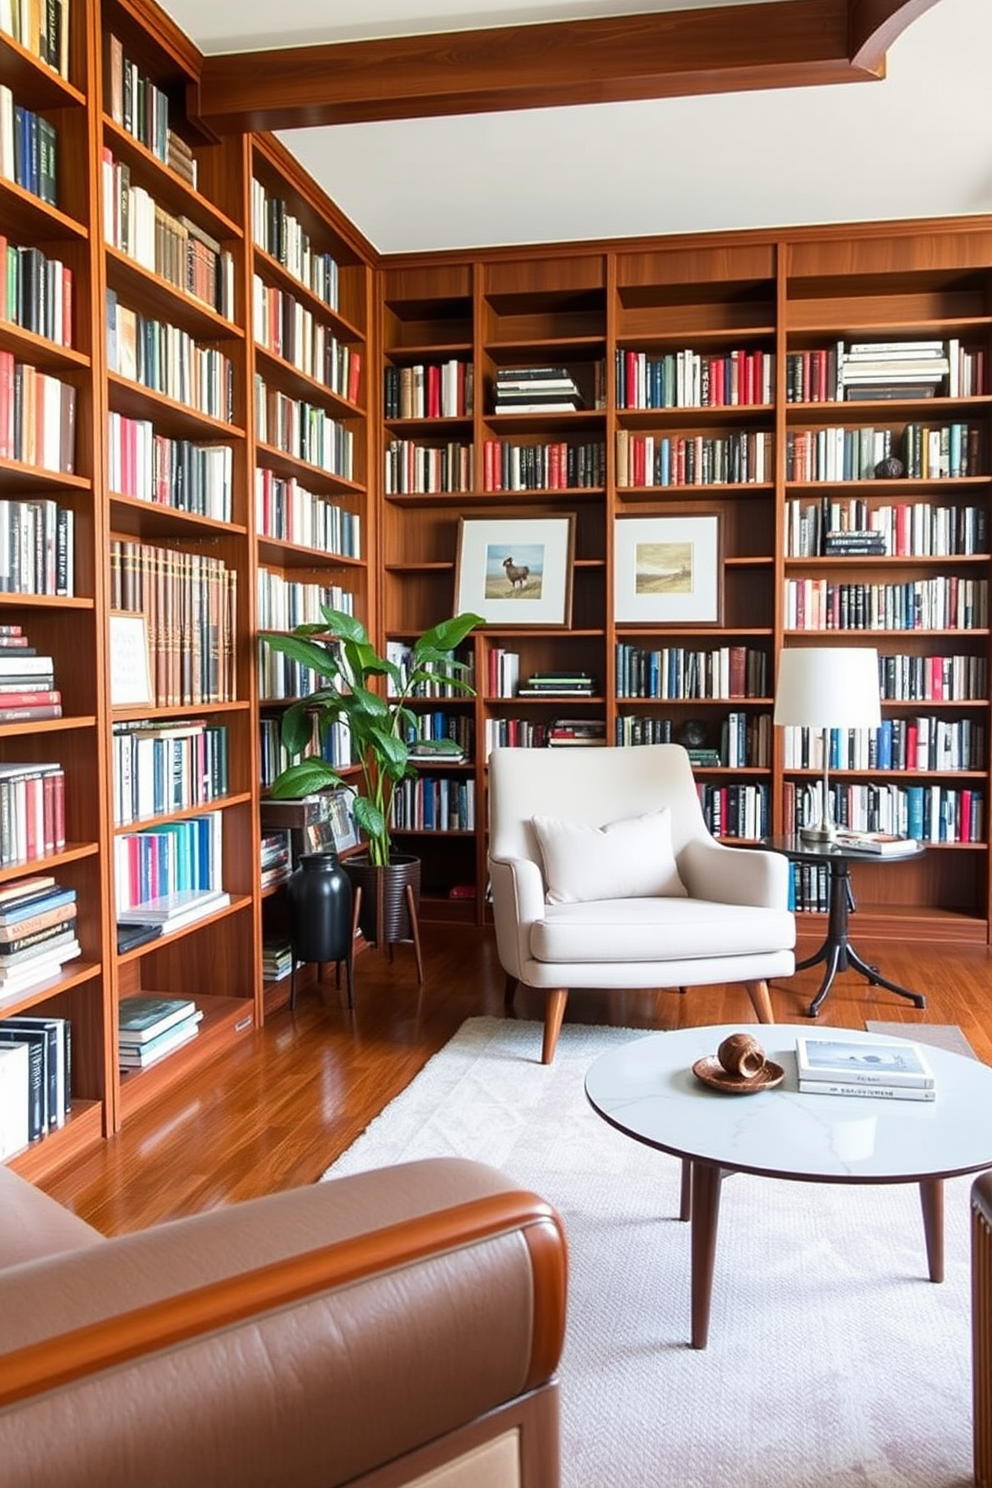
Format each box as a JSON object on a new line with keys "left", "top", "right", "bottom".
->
{"left": 455, "top": 516, "right": 575, "bottom": 626}
{"left": 614, "top": 514, "right": 722, "bottom": 624}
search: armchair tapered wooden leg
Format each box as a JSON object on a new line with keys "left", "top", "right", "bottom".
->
{"left": 744, "top": 979, "right": 774, "bottom": 1023}
{"left": 504, "top": 973, "right": 518, "bottom": 1008}
{"left": 541, "top": 989, "right": 569, "bottom": 1065}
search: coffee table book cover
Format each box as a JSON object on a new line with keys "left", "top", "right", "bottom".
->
{"left": 796, "top": 1035, "right": 935, "bottom": 1088}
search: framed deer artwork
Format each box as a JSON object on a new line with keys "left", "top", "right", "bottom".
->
{"left": 454, "top": 515, "right": 576, "bottom": 626}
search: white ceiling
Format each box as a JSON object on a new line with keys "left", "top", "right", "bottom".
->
{"left": 159, "top": 0, "right": 992, "bottom": 257}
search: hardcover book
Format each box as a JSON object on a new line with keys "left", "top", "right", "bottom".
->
{"left": 795, "top": 1035, "right": 935, "bottom": 1089}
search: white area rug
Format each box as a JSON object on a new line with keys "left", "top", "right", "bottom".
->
{"left": 323, "top": 1017, "right": 975, "bottom": 1488}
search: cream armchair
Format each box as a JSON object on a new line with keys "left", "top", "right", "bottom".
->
{"left": 488, "top": 744, "right": 796, "bottom": 1063}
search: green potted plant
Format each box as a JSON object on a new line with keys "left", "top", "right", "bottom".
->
{"left": 261, "top": 606, "right": 482, "bottom": 954}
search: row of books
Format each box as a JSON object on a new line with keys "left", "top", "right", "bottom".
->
{"left": 0, "top": 352, "right": 76, "bottom": 473}
{"left": 254, "top": 469, "right": 361, "bottom": 557}
{"left": 103, "top": 150, "right": 235, "bottom": 319}
{"left": 696, "top": 782, "right": 769, "bottom": 841}
{"left": 383, "top": 360, "right": 471, "bottom": 420}
{"left": 615, "top": 346, "right": 774, "bottom": 409}
{"left": 0, "top": 0, "right": 70, "bottom": 79}
{"left": 0, "top": 235, "right": 73, "bottom": 346}
{"left": 390, "top": 776, "right": 475, "bottom": 832}
{"left": 781, "top": 717, "right": 985, "bottom": 773}
{"left": 112, "top": 719, "right": 230, "bottom": 826}
{"left": 878, "top": 652, "right": 986, "bottom": 703}
{"left": 385, "top": 640, "right": 475, "bottom": 700}
{"left": 783, "top": 576, "right": 988, "bottom": 633}
{"left": 255, "top": 568, "right": 355, "bottom": 632}
{"left": 0, "top": 1009, "right": 71, "bottom": 1160}
{"left": 105, "top": 34, "right": 171, "bottom": 164}
{"left": 0, "top": 86, "right": 57, "bottom": 205}
{"left": 615, "top": 428, "right": 772, "bottom": 487}
{"left": 250, "top": 179, "right": 341, "bottom": 312}
{"left": 545, "top": 719, "right": 607, "bottom": 748}
{"left": 0, "top": 500, "right": 73, "bottom": 597}
{"left": 787, "top": 861, "right": 831, "bottom": 913}
{"left": 784, "top": 423, "right": 982, "bottom": 483}
{"left": 404, "top": 712, "right": 473, "bottom": 755}
{"left": 902, "top": 422, "right": 983, "bottom": 480}
{"left": 114, "top": 809, "right": 225, "bottom": 918}
{"left": 107, "top": 290, "right": 235, "bottom": 422}
{"left": 481, "top": 439, "right": 606, "bottom": 492}
{"left": 0, "top": 874, "right": 77, "bottom": 999}
{"left": 107, "top": 412, "right": 233, "bottom": 519}
{"left": 257, "top": 644, "right": 352, "bottom": 708}
{"left": 254, "top": 377, "right": 355, "bottom": 480}
{"left": 783, "top": 780, "right": 984, "bottom": 843}
{"left": 0, "top": 764, "right": 66, "bottom": 867}
{"left": 118, "top": 993, "right": 202, "bottom": 1071}
{"left": 785, "top": 499, "right": 987, "bottom": 559}
{"left": 796, "top": 1035, "right": 935, "bottom": 1102}
{"left": 615, "top": 643, "right": 769, "bottom": 701}
{"left": 253, "top": 275, "right": 362, "bottom": 402}
{"left": 383, "top": 438, "right": 474, "bottom": 495}
{"left": 109, "top": 538, "right": 239, "bottom": 707}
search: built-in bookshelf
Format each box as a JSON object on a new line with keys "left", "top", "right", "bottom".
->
{"left": 248, "top": 134, "right": 373, "bottom": 1013}
{"left": 378, "top": 226, "right": 992, "bottom": 940}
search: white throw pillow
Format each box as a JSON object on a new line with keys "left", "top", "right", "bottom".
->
{"left": 531, "top": 809, "right": 688, "bottom": 905}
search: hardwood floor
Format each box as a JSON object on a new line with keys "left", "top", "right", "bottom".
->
{"left": 38, "top": 924, "right": 992, "bottom": 1233}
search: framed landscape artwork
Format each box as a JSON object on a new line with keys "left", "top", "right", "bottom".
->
{"left": 614, "top": 514, "right": 723, "bottom": 624}
{"left": 455, "top": 515, "right": 576, "bottom": 626}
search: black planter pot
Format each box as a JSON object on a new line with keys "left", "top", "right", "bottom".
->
{"left": 344, "top": 854, "right": 424, "bottom": 982}
{"left": 287, "top": 850, "right": 354, "bottom": 1008}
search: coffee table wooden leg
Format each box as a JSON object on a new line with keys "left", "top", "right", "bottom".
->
{"left": 679, "top": 1158, "right": 691, "bottom": 1222}
{"left": 690, "top": 1161, "right": 724, "bottom": 1349}
{"left": 919, "top": 1177, "right": 944, "bottom": 1283}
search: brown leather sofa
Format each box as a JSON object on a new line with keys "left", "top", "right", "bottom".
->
{"left": 0, "top": 1156, "right": 567, "bottom": 1488}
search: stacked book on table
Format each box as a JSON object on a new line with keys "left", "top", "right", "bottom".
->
{"left": 118, "top": 994, "right": 203, "bottom": 1071}
{"left": 0, "top": 874, "right": 80, "bottom": 998}
{"left": 831, "top": 829, "right": 919, "bottom": 857}
{"left": 796, "top": 1035, "right": 935, "bottom": 1101}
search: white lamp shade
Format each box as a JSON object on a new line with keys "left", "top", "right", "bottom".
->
{"left": 773, "top": 647, "right": 881, "bottom": 730}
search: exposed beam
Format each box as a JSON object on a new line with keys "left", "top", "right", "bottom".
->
{"left": 189, "top": 0, "right": 934, "bottom": 136}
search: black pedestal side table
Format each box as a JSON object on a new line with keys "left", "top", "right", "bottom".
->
{"left": 760, "top": 835, "right": 927, "bottom": 1017}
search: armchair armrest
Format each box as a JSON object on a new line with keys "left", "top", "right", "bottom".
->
{"left": 680, "top": 838, "right": 790, "bottom": 909}
{"left": 0, "top": 1158, "right": 567, "bottom": 1488}
{"left": 489, "top": 854, "right": 548, "bottom": 980}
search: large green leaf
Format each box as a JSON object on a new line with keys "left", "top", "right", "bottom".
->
{"left": 268, "top": 757, "right": 344, "bottom": 798}
{"left": 261, "top": 631, "right": 342, "bottom": 678}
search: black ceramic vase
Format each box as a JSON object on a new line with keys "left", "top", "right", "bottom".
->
{"left": 287, "top": 850, "right": 353, "bottom": 1009}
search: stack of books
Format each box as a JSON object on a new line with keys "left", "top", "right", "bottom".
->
{"left": 262, "top": 938, "right": 293, "bottom": 982}
{"left": 0, "top": 1012, "right": 70, "bottom": 1154}
{"left": 492, "top": 367, "right": 583, "bottom": 414}
{"left": 116, "top": 886, "right": 231, "bottom": 935}
{"left": 118, "top": 994, "right": 203, "bottom": 1070}
{"left": 822, "top": 530, "right": 886, "bottom": 558}
{"left": 839, "top": 340, "right": 949, "bottom": 401}
{"left": 260, "top": 829, "right": 292, "bottom": 888}
{"left": 0, "top": 875, "right": 79, "bottom": 997}
{"left": 0, "top": 626, "right": 60, "bottom": 720}
{"left": 831, "top": 829, "right": 919, "bottom": 856}
{"left": 796, "top": 1035, "right": 935, "bottom": 1100}
{"left": 517, "top": 671, "right": 596, "bottom": 697}
{"left": 546, "top": 719, "right": 607, "bottom": 748}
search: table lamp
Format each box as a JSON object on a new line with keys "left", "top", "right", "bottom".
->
{"left": 773, "top": 646, "right": 881, "bottom": 842}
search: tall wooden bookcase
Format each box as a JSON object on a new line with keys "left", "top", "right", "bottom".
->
{"left": 378, "top": 225, "right": 992, "bottom": 943}
{"left": 1, "top": 0, "right": 989, "bottom": 1179}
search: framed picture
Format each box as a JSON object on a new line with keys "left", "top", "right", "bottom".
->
{"left": 108, "top": 612, "right": 154, "bottom": 706}
{"left": 454, "top": 515, "right": 575, "bottom": 627}
{"left": 613, "top": 514, "right": 723, "bottom": 624}
{"left": 326, "top": 787, "right": 360, "bottom": 852}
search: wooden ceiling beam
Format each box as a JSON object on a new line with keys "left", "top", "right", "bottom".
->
{"left": 188, "top": 0, "right": 938, "bottom": 136}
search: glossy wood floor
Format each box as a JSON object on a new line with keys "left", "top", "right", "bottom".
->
{"left": 40, "top": 924, "right": 992, "bottom": 1234}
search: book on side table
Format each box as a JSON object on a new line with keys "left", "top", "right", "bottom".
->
{"left": 795, "top": 1035, "right": 936, "bottom": 1101}
{"left": 831, "top": 830, "right": 919, "bottom": 856}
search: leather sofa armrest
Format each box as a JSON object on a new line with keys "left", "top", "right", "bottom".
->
{"left": 0, "top": 1157, "right": 567, "bottom": 1488}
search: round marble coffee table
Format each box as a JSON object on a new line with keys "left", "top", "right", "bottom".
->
{"left": 585, "top": 1023, "right": 992, "bottom": 1348}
